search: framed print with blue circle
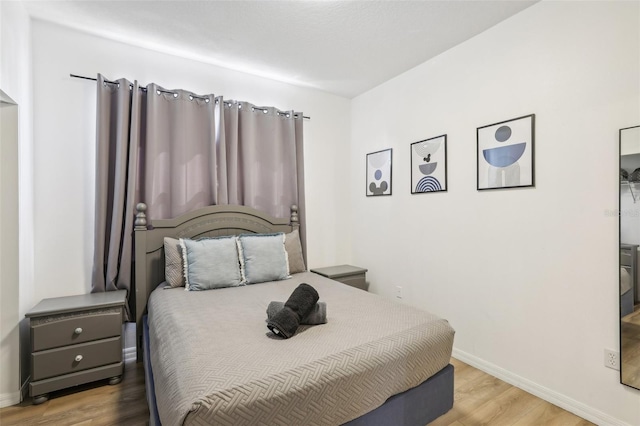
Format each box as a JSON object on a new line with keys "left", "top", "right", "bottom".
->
{"left": 477, "top": 114, "right": 535, "bottom": 190}
{"left": 366, "top": 148, "right": 392, "bottom": 196}
{"left": 411, "top": 134, "right": 447, "bottom": 194}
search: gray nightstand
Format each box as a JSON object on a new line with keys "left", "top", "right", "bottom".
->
{"left": 25, "top": 290, "right": 126, "bottom": 404}
{"left": 311, "top": 265, "right": 368, "bottom": 291}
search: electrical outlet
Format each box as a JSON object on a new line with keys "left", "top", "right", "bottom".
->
{"left": 395, "top": 286, "right": 403, "bottom": 299}
{"left": 604, "top": 348, "right": 620, "bottom": 370}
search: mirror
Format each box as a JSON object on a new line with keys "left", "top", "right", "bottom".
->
{"left": 620, "top": 125, "right": 640, "bottom": 390}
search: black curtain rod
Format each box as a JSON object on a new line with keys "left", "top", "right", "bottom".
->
{"left": 70, "top": 74, "right": 311, "bottom": 120}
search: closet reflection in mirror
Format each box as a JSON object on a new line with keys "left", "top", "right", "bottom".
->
{"left": 620, "top": 125, "right": 640, "bottom": 390}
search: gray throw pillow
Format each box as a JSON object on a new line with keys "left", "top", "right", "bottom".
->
{"left": 164, "top": 237, "right": 185, "bottom": 288}
{"left": 285, "top": 229, "right": 306, "bottom": 274}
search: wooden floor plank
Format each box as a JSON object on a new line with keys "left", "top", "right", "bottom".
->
{"left": 429, "top": 371, "right": 512, "bottom": 426}
{"left": 456, "top": 386, "right": 543, "bottom": 426}
{"left": 511, "top": 401, "right": 589, "bottom": 426}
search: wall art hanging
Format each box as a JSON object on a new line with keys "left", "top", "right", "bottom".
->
{"left": 411, "top": 134, "right": 447, "bottom": 194}
{"left": 477, "top": 114, "right": 535, "bottom": 190}
{"left": 366, "top": 148, "right": 392, "bottom": 196}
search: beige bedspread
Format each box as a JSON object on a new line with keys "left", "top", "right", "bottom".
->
{"left": 148, "top": 272, "right": 454, "bottom": 426}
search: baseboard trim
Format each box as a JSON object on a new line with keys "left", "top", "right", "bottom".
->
{"left": 0, "top": 391, "right": 20, "bottom": 408}
{"left": 123, "top": 346, "right": 136, "bottom": 363}
{"left": 452, "top": 348, "right": 632, "bottom": 426}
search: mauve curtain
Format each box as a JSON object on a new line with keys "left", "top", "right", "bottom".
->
{"left": 92, "top": 75, "right": 145, "bottom": 320}
{"left": 142, "top": 84, "right": 221, "bottom": 220}
{"left": 221, "top": 101, "right": 304, "bottom": 219}
{"left": 91, "top": 76, "right": 305, "bottom": 318}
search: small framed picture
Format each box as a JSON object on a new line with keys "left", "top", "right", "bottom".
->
{"left": 477, "top": 114, "right": 535, "bottom": 190}
{"left": 411, "top": 134, "right": 447, "bottom": 194}
{"left": 366, "top": 148, "right": 392, "bottom": 196}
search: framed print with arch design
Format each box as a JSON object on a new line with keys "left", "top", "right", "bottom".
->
{"left": 366, "top": 148, "right": 392, "bottom": 196}
{"left": 411, "top": 135, "right": 447, "bottom": 194}
{"left": 477, "top": 114, "right": 535, "bottom": 190}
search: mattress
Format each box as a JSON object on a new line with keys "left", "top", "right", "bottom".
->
{"left": 148, "top": 272, "right": 455, "bottom": 426}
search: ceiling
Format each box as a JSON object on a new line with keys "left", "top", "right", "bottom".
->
{"left": 24, "top": 0, "right": 538, "bottom": 98}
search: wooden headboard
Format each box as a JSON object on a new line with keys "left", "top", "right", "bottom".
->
{"left": 133, "top": 202, "right": 301, "bottom": 360}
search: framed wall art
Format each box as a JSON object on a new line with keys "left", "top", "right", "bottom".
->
{"left": 477, "top": 114, "right": 535, "bottom": 190}
{"left": 411, "top": 134, "right": 447, "bottom": 194}
{"left": 366, "top": 148, "right": 392, "bottom": 196}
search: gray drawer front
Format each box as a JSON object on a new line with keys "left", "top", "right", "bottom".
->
{"left": 621, "top": 249, "right": 634, "bottom": 267}
{"left": 337, "top": 274, "right": 368, "bottom": 291}
{"left": 31, "top": 311, "right": 121, "bottom": 351}
{"left": 32, "top": 336, "right": 122, "bottom": 381}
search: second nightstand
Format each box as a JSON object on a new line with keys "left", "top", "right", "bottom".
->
{"left": 311, "top": 265, "right": 368, "bottom": 291}
{"left": 25, "top": 290, "right": 126, "bottom": 404}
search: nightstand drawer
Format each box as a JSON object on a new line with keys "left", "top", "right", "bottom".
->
{"left": 32, "top": 336, "right": 122, "bottom": 381}
{"left": 31, "top": 310, "right": 122, "bottom": 351}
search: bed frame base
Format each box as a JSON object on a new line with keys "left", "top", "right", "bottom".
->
{"left": 344, "top": 364, "right": 454, "bottom": 426}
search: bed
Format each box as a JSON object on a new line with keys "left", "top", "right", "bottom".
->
{"left": 133, "top": 203, "right": 455, "bottom": 425}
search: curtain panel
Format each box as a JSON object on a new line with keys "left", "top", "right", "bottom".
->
{"left": 221, "top": 101, "right": 303, "bottom": 219}
{"left": 92, "top": 76, "right": 143, "bottom": 320}
{"left": 142, "top": 84, "right": 219, "bottom": 219}
{"left": 91, "top": 75, "right": 305, "bottom": 319}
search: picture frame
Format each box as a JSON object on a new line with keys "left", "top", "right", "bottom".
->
{"left": 411, "top": 134, "right": 447, "bottom": 194}
{"left": 477, "top": 114, "right": 535, "bottom": 190}
{"left": 366, "top": 148, "right": 392, "bottom": 196}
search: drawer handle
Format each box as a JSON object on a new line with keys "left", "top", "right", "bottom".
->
{"left": 74, "top": 327, "right": 83, "bottom": 335}
{"left": 75, "top": 355, "right": 83, "bottom": 362}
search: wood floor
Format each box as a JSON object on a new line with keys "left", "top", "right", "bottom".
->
{"left": 0, "top": 357, "right": 593, "bottom": 426}
{"left": 0, "top": 360, "right": 148, "bottom": 426}
{"left": 621, "top": 304, "right": 640, "bottom": 387}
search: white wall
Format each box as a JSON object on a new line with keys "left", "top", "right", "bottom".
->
{"left": 350, "top": 1, "right": 639, "bottom": 425}
{"left": 0, "top": 0, "right": 33, "bottom": 407}
{"left": 30, "top": 20, "right": 351, "bottom": 302}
